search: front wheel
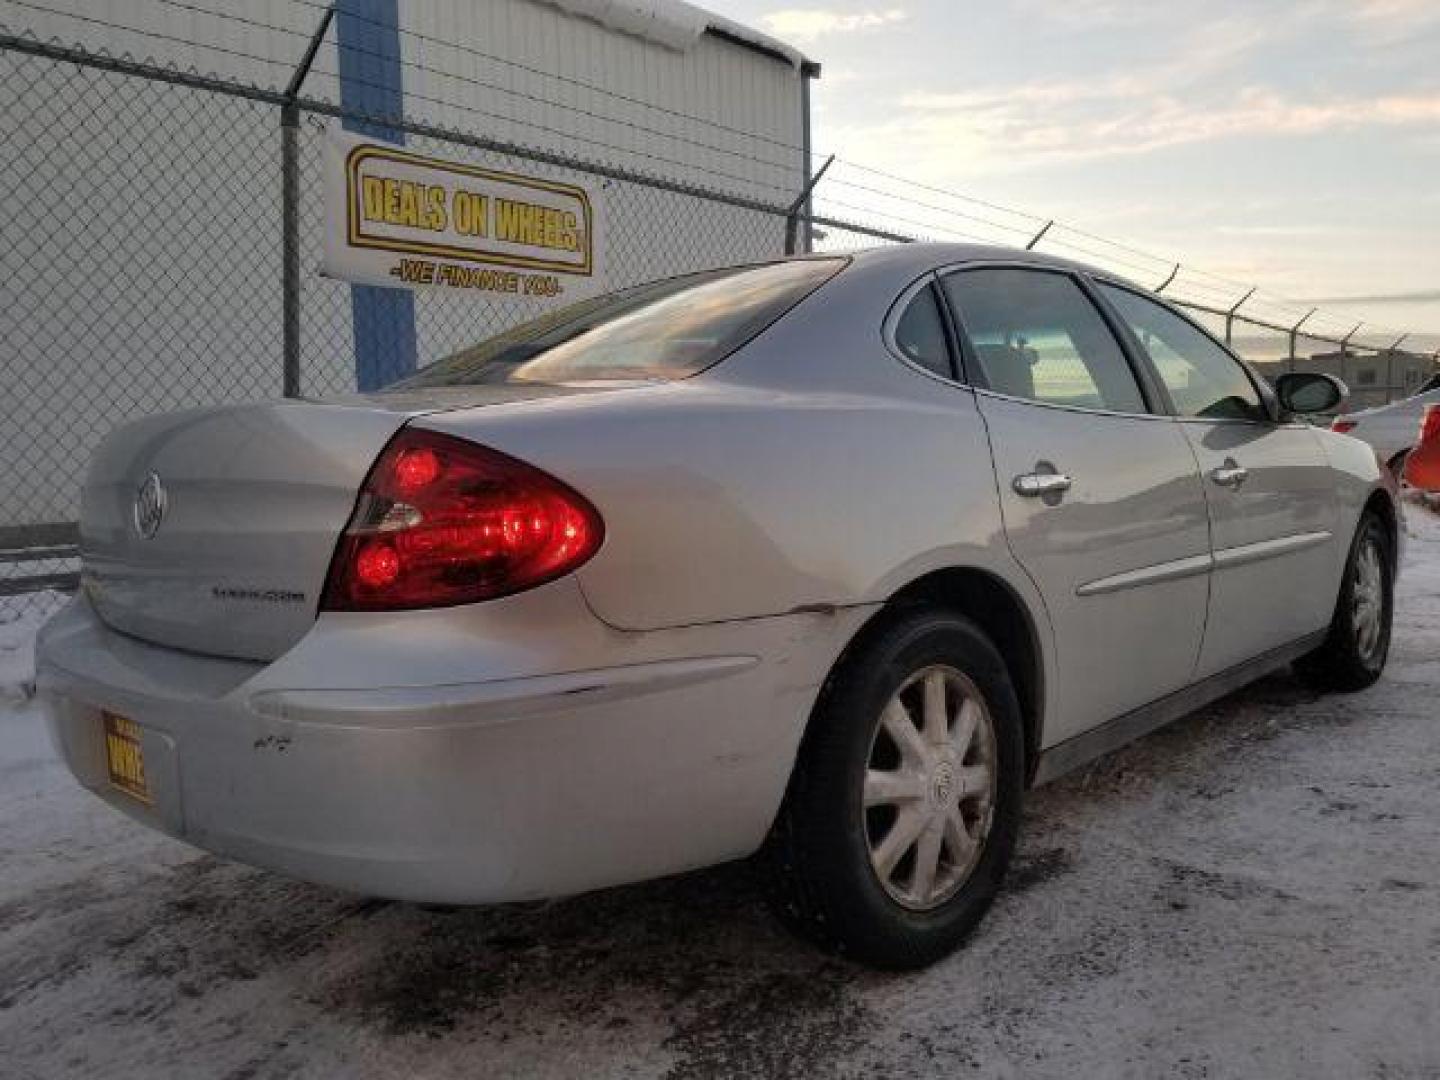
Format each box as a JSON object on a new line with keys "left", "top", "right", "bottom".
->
{"left": 763, "top": 609, "right": 1025, "bottom": 969}
{"left": 1296, "top": 511, "right": 1394, "bottom": 691}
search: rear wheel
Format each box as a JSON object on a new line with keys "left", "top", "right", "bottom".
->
{"left": 764, "top": 609, "right": 1024, "bottom": 969}
{"left": 1296, "top": 511, "right": 1393, "bottom": 691}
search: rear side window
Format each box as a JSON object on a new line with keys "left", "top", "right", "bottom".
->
{"left": 941, "top": 268, "right": 1147, "bottom": 413}
{"left": 394, "top": 258, "right": 846, "bottom": 388}
{"left": 1097, "top": 284, "right": 1267, "bottom": 422}
{"left": 892, "top": 284, "right": 954, "bottom": 379}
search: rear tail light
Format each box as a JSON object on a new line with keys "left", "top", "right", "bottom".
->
{"left": 1407, "top": 404, "right": 1440, "bottom": 491}
{"left": 1419, "top": 403, "right": 1440, "bottom": 445}
{"left": 1330, "top": 418, "right": 1357, "bottom": 434}
{"left": 321, "top": 429, "right": 603, "bottom": 611}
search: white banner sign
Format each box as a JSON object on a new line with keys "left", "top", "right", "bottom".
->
{"left": 322, "top": 129, "right": 601, "bottom": 299}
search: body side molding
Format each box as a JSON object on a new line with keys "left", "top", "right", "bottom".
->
{"left": 1074, "top": 531, "right": 1333, "bottom": 598}
{"left": 1212, "top": 530, "right": 1333, "bottom": 569}
{"left": 1075, "top": 552, "right": 1213, "bottom": 597}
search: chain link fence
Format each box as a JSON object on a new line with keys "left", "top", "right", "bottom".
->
{"left": 2, "top": 27, "right": 1433, "bottom": 621}
{"left": 0, "top": 32, "right": 820, "bottom": 620}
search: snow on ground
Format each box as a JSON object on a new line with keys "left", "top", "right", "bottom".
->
{"left": 2, "top": 507, "right": 1439, "bottom": 1079}
{"left": 0, "top": 593, "right": 63, "bottom": 702}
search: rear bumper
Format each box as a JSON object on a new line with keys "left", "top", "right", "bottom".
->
{"left": 36, "top": 589, "right": 869, "bottom": 903}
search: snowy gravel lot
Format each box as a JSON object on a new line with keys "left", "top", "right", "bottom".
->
{"left": 3, "top": 507, "right": 1438, "bottom": 1080}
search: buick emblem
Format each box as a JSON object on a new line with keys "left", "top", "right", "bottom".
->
{"left": 132, "top": 472, "right": 167, "bottom": 539}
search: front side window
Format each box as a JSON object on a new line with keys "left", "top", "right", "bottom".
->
{"left": 393, "top": 258, "right": 845, "bottom": 388}
{"left": 941, "top": 268, "right": 1146, "bottom": 413}
{"left": 1097, "top": 283, "right": 1268, "bottom": 422}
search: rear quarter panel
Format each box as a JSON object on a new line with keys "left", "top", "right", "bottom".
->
{"left": 421, "top": 371, "right": 1030, "bottom": 632}
{"left": 1314, "top": 427, "right": 1403, "bottom": 576}
{"left": 415, "top": 256, "right": 1047, "bottom": 635}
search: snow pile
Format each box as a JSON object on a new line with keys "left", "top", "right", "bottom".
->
{"left": 0, "top": 594, "right": 64, "bottom": 699}
{"left": 1403, "top": 493, "right": 1440, "bottom": 584}
{"left": 538, "top": 0, "right": 812, "bottom": 67}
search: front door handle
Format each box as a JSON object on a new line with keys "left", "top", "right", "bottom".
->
{"left": 1209, "top": 460, "right": 1249, "bottom": 489}
{"left": 1013, "top": 472, "right": 1073, "bottom": 498}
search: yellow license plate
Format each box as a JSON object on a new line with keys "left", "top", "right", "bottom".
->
{"left": 103, "top": 711, "right": 152, "bottom": 805}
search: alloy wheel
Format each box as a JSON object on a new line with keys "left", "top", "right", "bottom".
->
{"left": 862, "top": 665, "right": 998, "bottom": 911}
{"left": 1352, "top": 534, "right": 1385, "bottom": 664}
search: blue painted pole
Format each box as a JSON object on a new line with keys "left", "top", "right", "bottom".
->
{"left": 335, "top": 0, "right": 417, "bottom": 391}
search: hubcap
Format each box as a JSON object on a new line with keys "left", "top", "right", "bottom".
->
{"left": 1352, "top": 536, "right": 1385, "bottom": 664}
{"left": 862, "top": 665, "right": 998, "bottom": 911}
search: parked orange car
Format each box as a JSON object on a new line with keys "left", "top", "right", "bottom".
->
{"left": 1405, "top": 404, "right": 1440, "bottom": 491}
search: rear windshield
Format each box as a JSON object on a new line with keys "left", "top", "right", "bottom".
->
{"left": 391, "top": 258, "right": 846, "bottom": 388}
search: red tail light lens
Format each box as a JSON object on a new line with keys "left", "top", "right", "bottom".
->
{"left": 1331, "top": 418, "right": 1357, "bottom": 434}
{"left": 322, "top": 429, "right": 604, "bottom": 611}
{"left": 1420, "top": 404, "right": 1440, "bottom": 444}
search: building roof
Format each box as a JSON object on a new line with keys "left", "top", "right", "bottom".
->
{"left": 536, "top": 0, "right": 818, "bottom": 72}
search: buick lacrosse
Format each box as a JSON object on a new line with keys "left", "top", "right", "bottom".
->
{"left": 38, "top": 245, "right": 1400, "bottom": 968}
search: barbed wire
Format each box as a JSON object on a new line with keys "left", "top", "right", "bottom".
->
{"left": 0, "top": 0, "right": 294, "bottom": 71}
{"left": 153, "top": 0, "right": 808, "bottom": 180}
{"left": 0, "top": 0, "right": 805, "bottom": 202}
{"left": 302, "top": 59, "right": 803, "bottom": 199}
{"left": 819, "top": 174, "right": 1036, "bottom": 244}
{"left": 248, "top": 0, "right": 815, "bottom": 159}
{"left": 0, "top": 0, "right": 1424, "bottom": 349}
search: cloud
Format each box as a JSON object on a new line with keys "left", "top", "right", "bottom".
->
{"left": 1214, "top": 223, "right": 1361, "bottom": 238}
{"left": 1339, "top": 0, "right": 1440, "bottom": 42}
{"left": 895, "top": 11, "right": 1275, "bottom": 116}
{"left": 1008, "top": 0, "right": 1174, "bottom": 28}
{"left": 759, "top": 8, "right": 907, "bottom": 42}
{"left": 1311, "top": 289, "right": 1440, "bottom": 305}
{"left": 877, "top": 85, "right": 1440, "bottom": 172}
{"left": 1351, "top": 0, "right": 1440, "bottom": 25}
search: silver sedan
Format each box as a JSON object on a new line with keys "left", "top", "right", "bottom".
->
{"left": 37, "top": 245, "right": 1401, "bottom": 969}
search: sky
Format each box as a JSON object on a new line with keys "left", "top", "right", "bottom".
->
{"left": 711, "top": 0, "right": 1440, "bottom": 341}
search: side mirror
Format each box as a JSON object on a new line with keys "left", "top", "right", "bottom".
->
{"left": 1274, "top": 372, "right": 1348, "bottom": 418}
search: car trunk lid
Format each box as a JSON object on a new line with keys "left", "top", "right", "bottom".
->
{"left": 79, "top": 386, "right": 607, "bottom": 661}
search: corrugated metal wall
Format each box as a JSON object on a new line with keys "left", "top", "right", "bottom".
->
{"left": 7, "top": 0, "right": 806, "bottom": 199}
{"left": 400, "top": 2, "right": 805, "bottom": 203}
{"left": 0, "top": 0, "right": 809, "bottom": 530}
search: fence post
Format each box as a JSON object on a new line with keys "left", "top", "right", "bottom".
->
{"left": 1224, "top": 287, "right": 1255, "bottom": 347}
{"left": 1386, "top": 334, "right": 1408, "bottom": 404}
{"left": 1024, "top": 220, "right": 1053, "bottom": 250}
{"left": 280, "top": 5, "right": 335, "bottom": 398}
{"left": 1339, "top": 323, "right": 1362, "bottom": 391}
{"left": 784, "top": 154, "right": 834, "bottom": 255}
{"left": 1288, "top": 308, "right": 1316, "bottom": 368}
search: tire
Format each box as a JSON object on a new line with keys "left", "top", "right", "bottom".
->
{"left": 763, "top": 608, "right": 1025, "bottom": 970}
{"left": 1296, "top": 511, "right": 1394, "bottom": 692}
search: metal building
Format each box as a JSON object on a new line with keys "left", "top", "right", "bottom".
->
{"left": 0, "top": 0, "right": 817, "bottom": 545}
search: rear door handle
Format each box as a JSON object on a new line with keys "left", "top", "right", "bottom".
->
{"left": 1209, "top": 461, "right": 1249, "bottom": 489}
{"left": 1013, "top": 472, "right": 1073, "bottom": 498}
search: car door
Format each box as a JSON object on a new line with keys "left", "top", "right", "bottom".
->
{"left": 940, "top": 266, "right": 1213, "bottom": 746}
{"left": 1095, "top": 282, "right": 1340, "bottom": 678}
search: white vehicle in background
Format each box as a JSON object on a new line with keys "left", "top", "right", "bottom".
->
{"left": 1332, "top": 372, "right": 1440, "bottom": 477}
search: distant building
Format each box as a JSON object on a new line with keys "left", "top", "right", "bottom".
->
{"left": 1254, "top": 350, "right": 1439, "bottom": 410}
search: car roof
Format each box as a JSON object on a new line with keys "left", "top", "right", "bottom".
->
{"left": 835, "top": 241, "right": 1128, "bottom": 283}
